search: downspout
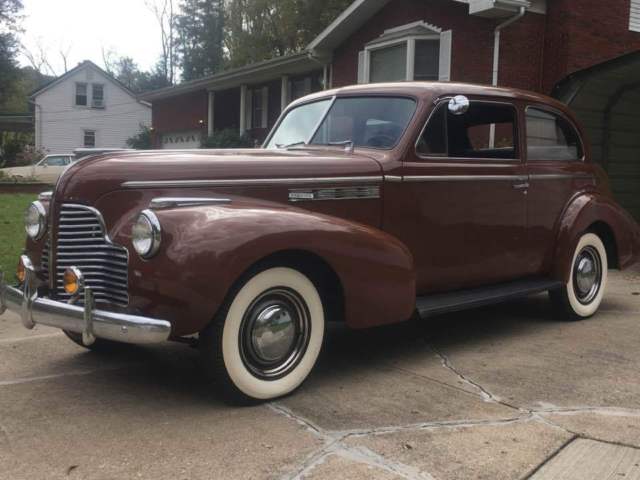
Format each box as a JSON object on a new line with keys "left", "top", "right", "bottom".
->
{"left": 490, "top": 5, "right": 526, "bottom": 146}
{"left": 492, "top": 6, "right": 526, "bottom": 86}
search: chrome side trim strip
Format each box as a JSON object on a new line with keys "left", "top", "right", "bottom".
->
{"left": 384, "top": 173, "right": 594, "bottom": 183}
{"left": 384, "top": 175, "right": 403, "bottom": 182}
{"left": 402, "top": 175, "right": 525, "bottom": 182}
{"left": 123, "top": 176, "right": 383, "bottom": 189}
{"left": 150, "top": 197, "right": 232, "bottom": 209}
{"left": 288, "top": 186, "right": 380, "bottom": 202}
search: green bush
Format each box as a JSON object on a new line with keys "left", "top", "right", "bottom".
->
{"left": 201, "top": 129, "right": 253, "bottom": 149}
{"left": 126, "top": 124, "right": 154, "bottom": 149}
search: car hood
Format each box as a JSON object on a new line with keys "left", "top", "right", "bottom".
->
{"left": 55, "top": 148, "right": 384, "bottom": 203}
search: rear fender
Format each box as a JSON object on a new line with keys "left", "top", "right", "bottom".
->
{"left": 553, "top": 193, "right": 640, "bottom": 282}
{"left": 127, "top": 203, "right": 416, "bottom": 335}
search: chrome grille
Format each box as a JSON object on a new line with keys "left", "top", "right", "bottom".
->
{"left": 54, "top": 204, "right": 129, "bottom": 306}
{"left": 41, "top": 236, "right": 50, "bottom": 281}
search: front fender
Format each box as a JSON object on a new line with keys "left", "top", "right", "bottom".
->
{"left": 553, "top": 192, "right": 640, "bottom": 282}
{"left": 126, "top": 203, "right": 416, "bottom": 335}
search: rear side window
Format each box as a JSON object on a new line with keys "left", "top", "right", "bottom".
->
{"left": 526, "top": 108, "right": 583, "bottom": 161}
{"left": 417, "top": 101, "right": 518, "bottom": 160}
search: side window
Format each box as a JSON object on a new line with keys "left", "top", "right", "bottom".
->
{"left": 75, "top": 83, "right": 88, "bottom": 106}
{"left": 417, "top": 101, "right": 518, "bottom": 160}
{"left": 526, "top": 108, "right": 583, "bottom": 161}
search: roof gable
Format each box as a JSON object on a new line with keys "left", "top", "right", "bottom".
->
{"left": 30, "top": 60, "right": 140, "bottom": 101}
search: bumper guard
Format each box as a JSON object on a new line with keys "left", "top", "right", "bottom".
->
{"left": 0, "top": 256, "right": 171, "bottom": 345}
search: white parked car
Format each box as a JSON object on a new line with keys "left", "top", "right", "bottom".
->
{"left": 1, "top": 154, "right": 76, "bottom": 184}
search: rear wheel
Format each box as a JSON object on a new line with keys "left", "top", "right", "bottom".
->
{"left": 200, "top": 266, "right": 325, "bottom": 405}
{"left": 550, "top": 232, "right": 608, "bottom": 320}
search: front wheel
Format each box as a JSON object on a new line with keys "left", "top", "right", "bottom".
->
{"left": 550, "top": 232, "right": 608, "bottom": 320}
{"left": 200, "top": 266, "right": 325, "bottom": 405}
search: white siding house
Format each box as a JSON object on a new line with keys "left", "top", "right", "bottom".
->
{"left": 31, "top": 61, "right": 151, "bottom": 154}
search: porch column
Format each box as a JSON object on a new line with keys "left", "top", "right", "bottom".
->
{"left": 207, "top": 91, "right": 215, "bottom": 136}
{"left": 239, "top": 84, "right": 247, "bottom": 135}
{"left": 280, "top": 76, "right": 289, "bottom": 112}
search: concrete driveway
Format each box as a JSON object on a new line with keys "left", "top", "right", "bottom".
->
{"left": 1, "top": 268, "right": 640, "bottom": 480}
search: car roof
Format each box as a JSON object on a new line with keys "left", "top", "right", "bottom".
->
{"left": 290, "top": 81, "right": 569, "bottom": 113}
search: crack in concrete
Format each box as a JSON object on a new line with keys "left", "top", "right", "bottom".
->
{"left": 339, "top": 415, "right": 532, "bottom": 439}
{"left": 428, "top": 346, "right": 525, "bottom": 412}
{"left": 272, "top": 341, "right": 640, "bottom": 480}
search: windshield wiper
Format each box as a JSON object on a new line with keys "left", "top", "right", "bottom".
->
{"left": 276, "top": 141, "right": 307, "bottom": 149}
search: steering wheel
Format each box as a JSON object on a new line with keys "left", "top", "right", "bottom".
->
{"left": 366, "top": 134, "right": 396, "bottom": 148}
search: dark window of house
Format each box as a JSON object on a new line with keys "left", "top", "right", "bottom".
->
{"left": 75, "top": 83, "right": 88, "bottom": 106}
{"left": 414, "top": 40, "right": 440, "bottom": 81}
{"left": 92, "top": 84, "right": 104, "bottom": 108}
{"left": 417, "top": 101, "right": 518, "bottom": 159}
{"left": 251, "top": 88, "right": 264, "bottom": 129}
{"left": 83, "top": 130, "right": 96, "bottom": 147}
{"left": 526, "top": 108, "right": 583, "bottom": 161}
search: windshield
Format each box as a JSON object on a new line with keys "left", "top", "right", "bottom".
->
{"left": 266, "top": 96, "right": 417, "bottom": 150}
{"left": 40, "top": 155, "right": 69, "bottom": 166}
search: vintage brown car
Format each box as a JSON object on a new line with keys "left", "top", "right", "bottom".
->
{"left": 2, "top": 82, "right": 640, "bottom": 404}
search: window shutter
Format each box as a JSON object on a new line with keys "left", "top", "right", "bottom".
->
{"left": 261, "top": 86, "right": 269, "bottom": 128}
{"left": 357, "top": 50, "right": 366, "bottom": 83}
{"left": 438, "top": 30, "right": 452, "bottom": 82}
{"left": 631, "top": 0, "right": 640, "bottom": 32}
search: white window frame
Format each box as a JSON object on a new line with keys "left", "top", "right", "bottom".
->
{"left": 91, "top": 83, "right": 105, "bottom": 109}
{"left": 361, "top": 21, "right": 451, "bottom": 83}
{"left": 75, "top": 82, "right": 88, "bottom": 106}
{"left": 83, "top": 129, "right": 96, "bottom": 147}
{"left": 631, "top": 0, "right": 640, "bottom": 32}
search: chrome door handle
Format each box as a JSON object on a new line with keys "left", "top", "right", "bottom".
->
{"left": 512, "top": 182, "right": 529, "bottom": 190}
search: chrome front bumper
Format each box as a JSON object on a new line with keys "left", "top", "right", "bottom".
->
{"left": 0, "top": 257, "right": 171, "bottom": 345}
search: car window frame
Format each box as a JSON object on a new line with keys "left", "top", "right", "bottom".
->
{"left": 414, "top": 97, "right": 522, "bottom": 163}
{"left": 524, "top": 104, "right": 585, "bottom": 163}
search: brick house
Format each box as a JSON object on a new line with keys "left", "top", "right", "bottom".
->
{"left": 142, "top": 0, "right": 640, "bottom": 217}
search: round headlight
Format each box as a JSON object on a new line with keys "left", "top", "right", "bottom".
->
{"left": 24, "top": 201, "right": 47, "bottom": 240}
{"left": 132, "top": 210, "right": 161, "bottom": 258}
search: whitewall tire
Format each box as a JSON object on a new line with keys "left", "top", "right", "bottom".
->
{"left": 550, "top": 233, "right": 608, "bottom": 320}
{"left": 200, "top": 267, "right": 325, "bottom": 404}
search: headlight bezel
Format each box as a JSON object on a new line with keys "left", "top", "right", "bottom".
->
{"left": 24, "top": 201, "right": 47, "bottom": 240}
{"left": 132, "top": 209, "right": 162, "bottom": 259}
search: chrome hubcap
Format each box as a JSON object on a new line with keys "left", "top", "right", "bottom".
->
{"left": 240, "top": 288, "right": 311, "bottom": 380}
{"left": 573, "top": 246, "right": 602, "bottom": 304}
{"left": 251, "top": 304, "right": 296, "bottom": 363}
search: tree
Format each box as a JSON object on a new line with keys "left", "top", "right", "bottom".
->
{"left": 102, "top": 52, "right": 170, "bottom": 93}
{"left": 223, "top": 0, "right": 352, "bottom": 68}
{"left": 126, "top": 124, "right": 154, "bottom": 149}
{"left": 146, "top": 0, "right": 177, "bottom": 85}
{"left": 176, "top": 0, "right": 224, "bottom": 81}
{"left": 0, "top": 0, "right": 23, "bottom": 110}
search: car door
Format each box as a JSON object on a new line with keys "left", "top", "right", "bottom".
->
{"left": 383, "top": 96, "right": 530, "bottom": 294}
{"left": 524, "top": 105, "right": 592, "bottom": 274}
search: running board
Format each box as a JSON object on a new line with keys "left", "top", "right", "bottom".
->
{"left": 416, "top": 278, "right": 564, "bottom": 318}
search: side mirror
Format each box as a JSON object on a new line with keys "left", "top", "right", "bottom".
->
{"left": 448, "top": 95, "right": 470, "bottom": 116}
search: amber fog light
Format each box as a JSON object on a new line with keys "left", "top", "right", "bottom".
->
{"left": 63, "top": 267, "right": 84, "bottom": 295}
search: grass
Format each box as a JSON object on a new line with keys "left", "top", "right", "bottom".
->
{"left": 0, "top": 193, "right": 37, "bottom": 275}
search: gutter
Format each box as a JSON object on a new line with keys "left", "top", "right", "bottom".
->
{"left": 490, "top": 5, "right": 525, "bottom": 147}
